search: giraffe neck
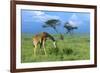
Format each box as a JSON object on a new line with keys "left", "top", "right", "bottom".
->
{"left": 42, "top": 32, "right": 57, "bottom": 48}
{"left": 46, "top": 32, "right": 57, "bottom": 48}
{"left": 45, "top": 32, "right": 56, "bottom": 42}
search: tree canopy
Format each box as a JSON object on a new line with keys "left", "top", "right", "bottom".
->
{"left": 43, "top": 19, "right": 61, "bottom": 33}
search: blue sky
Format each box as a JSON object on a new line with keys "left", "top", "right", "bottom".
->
{"left": 21, "top": 9, "right": 90, "bottom": 34}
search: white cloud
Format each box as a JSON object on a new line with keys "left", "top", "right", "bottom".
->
{"left": 69, "top": 14, "right": 78, "bottom": 21}
{"left": 33, "top": 11, "right": 60, "bottom": 22}
{"left": 23, "top": 11, "right": 60, "bottom": 22}
{"left": 68, "top": 14, "right": 82, "bottom": 26}
{"left": 33, "top": 11, "right": 45, "bottom": 16}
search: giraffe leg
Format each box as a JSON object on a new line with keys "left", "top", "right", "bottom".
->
{"left": 33, "top": 41, "right": 38, "bottom": 57}
{"left": 34, "top": 45, "right": 36, "bottom": 56}
{"left": 42, "top": 40, "right": 47, "bottom": 55}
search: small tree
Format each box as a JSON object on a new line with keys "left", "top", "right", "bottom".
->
{"left": 43, "top": 19, "right": 64, "bottom": 40}
{"left": 64, "top": 22, "right": 78, "bottom": 35}
{"left": 43, "top": 19, "right": 61, "bottom": 33}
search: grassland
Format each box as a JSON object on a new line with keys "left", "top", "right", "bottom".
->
{"left": 21, "top": 33, "right": 90, "bottom": 63}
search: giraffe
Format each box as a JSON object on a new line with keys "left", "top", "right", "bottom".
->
{"left": 32, "top": 32, "right": 57, "bottom": 56}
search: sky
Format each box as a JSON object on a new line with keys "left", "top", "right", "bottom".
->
{"left": 21, "top": 9, "right": 90, "bottom": 34}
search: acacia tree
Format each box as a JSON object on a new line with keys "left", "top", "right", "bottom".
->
{"left": 64, "top": 22, "right": 78, "bottom": 35}
{"left": 43, "top": 19, "right": 60, "bottom": 33}
{"left": 43, "top": 19, "right": 64, "bottom": 40}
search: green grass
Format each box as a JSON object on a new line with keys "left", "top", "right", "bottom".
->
{"left": 21, "top": 33, "right": 90, "bottom": 63}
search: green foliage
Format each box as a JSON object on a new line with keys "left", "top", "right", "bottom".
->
{"left": 44, "top": 19, "right": 61, "bottom": 27}
{"left": 43, "top": 19, "right": 61, "bottom": 33}
{"left": 21, "top": 33, "right": 90, "bottom": 63}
